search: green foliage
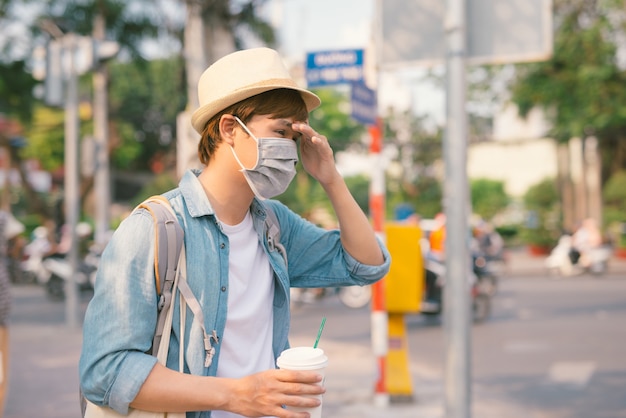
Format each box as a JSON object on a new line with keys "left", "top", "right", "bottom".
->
{"left": 470, "top": 178, "right": 509, "bottom": 222}
{"left": 308, "top": 88, "right": 366, "bottom": 154}
{"left": 131, "top": 172, "right": 179, "bottom": 207}
{"left": 522, "top": 178, "right": 559, "bottom": 212}
{"left": 602, "top": 171, "right": 626, "bottom": 240}
{"left": 48, "top": 0, "right": 161, "bottom": 59}
{"left": 603, "top": 170, "right": 626, "bottom": 209}
{"left": 108, "top": 57, "right": 186, "bottom": 171}
{"left": 386, "top": 175, "right": 442, "bottom": 220}
{"left": 519, "top": 223, "right": 559, "bottom": 248}
{"left": 509, "top": 0, "right": 626, "bottom": 176}
{"left": 382, "top": 107, "right": 444, "bottom": 220}
{"left": 384, "top": 109, "right": 443, "bottom": 180}
{"left": 275, "top": 168, "right": 328, "bottom": 217}
{"left": 275, "top": 171, "right": 370, "bottom": 223}
{"left": 495, "top": 224, "right": 519, "bottom": 240}
{"left": 520, "top": 178, "right": 560, "bottom": 247}
{"left": 413, "top": 178, "right": 443, "bottom": 219}
{"left": 0, "top": 60, "right": 37, "bottom": 124}
{"left": 110, "top": 121, "right": 143, "bottom": 168}
{"left": 21, "top": 102, "right": 93, "bottom": 171}
{"left": 344, "top": 175, "right": 370, "bottom": 215}
{"left": 21, "top": 105, "right": 65, "bottom": 171}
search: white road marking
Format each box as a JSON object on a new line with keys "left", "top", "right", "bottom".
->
{"left": 503, "top": 341, "right": 551, "bottom": 353}
{"left": 548, "top": 361, "right": 595, "bottom": 386}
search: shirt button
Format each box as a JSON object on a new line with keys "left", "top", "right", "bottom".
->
{"left": 221, "top": 286, "right": 227, "bottom": 292}
{"left": 220, "top": 243, "right": 225, "bottom": 249}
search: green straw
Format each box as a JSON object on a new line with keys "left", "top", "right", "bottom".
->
{"left": 313, "top": 317, "right": 327, "bottom": 348}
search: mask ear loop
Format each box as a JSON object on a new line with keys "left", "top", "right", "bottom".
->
{"left": 231, "top": 116, "right": 261, "bottom": 170}
{"left": 234, "top": 116, "right": 257, "bottom": 140}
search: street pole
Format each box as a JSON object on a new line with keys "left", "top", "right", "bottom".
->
{"left": 176, "top": 2, "right": 206, "bottom": 178}
{"left": 444, "top": 0, "right": 471, "bottom": 418}
{"left": 93, "top": 13, "right": 111, "bottom": 246}
{"left": 63, "top": 34, "right": 81, "bottom": 329}
{"left": 368, "top": 120, "right": 389, "bottom": 408}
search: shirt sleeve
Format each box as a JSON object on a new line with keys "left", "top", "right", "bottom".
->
{"left": 267, "top": 200, "right": 391, "bottom": 287}
{"left": 79, "top": 209, "right": 161, "bottom": 414}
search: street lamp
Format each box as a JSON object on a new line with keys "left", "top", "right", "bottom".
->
{"left": 39, "top": 19, "right": 82, "bottom": 329}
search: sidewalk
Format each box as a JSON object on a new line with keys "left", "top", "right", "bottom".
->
{"left": 503, "top": 246, "right": 626, "bottom": 277}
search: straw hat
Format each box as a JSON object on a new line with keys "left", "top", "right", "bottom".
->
{"left": 191, "top": 47, "right": 321, "bottom": 134}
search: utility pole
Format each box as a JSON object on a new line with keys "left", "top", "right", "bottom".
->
{"left": 62, "top": 33, "right": 81, "bottom": 329}
{"left": 444, "top": 1, "right": 471, "bottom": 418}
{"left": 93, "top": 12, "right": 111, "bottom": 246}
{"left": 40, "top": 19, "right": 81, "bottom": 328}
{"left": 176, "top": 2, "right": 205, "bottom": 178}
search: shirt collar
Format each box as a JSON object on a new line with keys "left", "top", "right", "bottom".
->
{"left": 179, "top": 169, "right": 216, "bottom": 218}
{"left": 178, "top": 169, "right": 269, "bottom": 220}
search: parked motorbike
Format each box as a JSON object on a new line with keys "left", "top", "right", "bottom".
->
{"left": 42, "top": 247, "right": 99, "bottom": 301}
{"left": 21, "top": 226, "right": 54, "bottom": 285}
{"left": 421, "top": 253, "right": 491, "bottom": 323}
{"left": 472, "top": 252, "right": 499, "bottom": 296}
{"left": 545, "top": 234, "right": 612, "bottom": 276}
{"left": 22, "top": 223, "right": 101, "bottom": 301}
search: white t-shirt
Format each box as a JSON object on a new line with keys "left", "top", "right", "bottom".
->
{"left": 213, "top": 211, "right": 275, "bottom": 418}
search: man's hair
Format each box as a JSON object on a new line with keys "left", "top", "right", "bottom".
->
{"left": 198, "top": 88, "right": 309, "bottom": 165}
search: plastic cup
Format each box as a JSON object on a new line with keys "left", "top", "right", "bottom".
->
{"left": 276, "top": 347, "right": 328, "bottom": 418}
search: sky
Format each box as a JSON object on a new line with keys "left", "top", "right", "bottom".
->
{"left": 261, "top": 0, "right": 446, "bottom": 125}
{"left": 263, "top": 0, "right": 375, "bottom": 60}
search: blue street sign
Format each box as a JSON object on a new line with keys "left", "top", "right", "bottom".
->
{"left": 306, "top": 49, "right": 364, "bottom": 87}
{"left": 350, "top": 81, "right": 377, "bottom": 126}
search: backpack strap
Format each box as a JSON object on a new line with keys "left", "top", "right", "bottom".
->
{"left": 264, "top": 204, "right": 287, "bottom": 267}
{"left": 135, "top": 195, "right": 184, "bottom": 355}
{"left": 135, "top": 196, "right": 217, "bottom": 366}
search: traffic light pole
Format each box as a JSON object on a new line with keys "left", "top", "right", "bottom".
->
{"left": 444, "top": 0, "right": 471, "bottom": 417}
{"left": 93, "top": 13, "right": 111, "bottom": 246}
{"left": 63, "top": 34, "right": 81, "bottom": 329}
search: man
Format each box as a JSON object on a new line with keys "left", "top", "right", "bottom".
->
{"left": 79, "top": 47, "right": 390, "bottom": 418}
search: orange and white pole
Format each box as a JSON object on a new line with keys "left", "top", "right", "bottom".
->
{"left": 369, "top": 119, "right": 389, "bottom": 407}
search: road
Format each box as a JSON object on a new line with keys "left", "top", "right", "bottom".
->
{"left": 5, "top": 254, "right": 626, "bottom": 418}
{"left": 289, "top": 270, "right": 626, "bottom": 418}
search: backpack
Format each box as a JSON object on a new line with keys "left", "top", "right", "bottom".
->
{"left": 80, "top": 196, "right": 285, "bottom": 416}
{"left": 138, "top": 195, "right": 287, "bottom": 354}
{"left": 136, "top": 196, "right": 185, "bottom": 354}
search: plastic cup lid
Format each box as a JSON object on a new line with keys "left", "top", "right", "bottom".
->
{"left": 277, "top": 347, "right": 328, "bottom": 369}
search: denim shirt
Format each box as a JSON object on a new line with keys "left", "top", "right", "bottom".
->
{"left": 79, "top": 169, "right": 391, "bottom": 417}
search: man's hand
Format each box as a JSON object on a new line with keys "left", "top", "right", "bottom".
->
{"left": 224, "top": 369, "right": 325, "bottom": 417}
{"left": 293, "top": 123, "right": 341, "bottom": 186}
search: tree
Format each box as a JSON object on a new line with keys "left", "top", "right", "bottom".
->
{"left": 508, "top": 0, "right": 626, "bottom": 182}
{"left": 0, "top": 60, "right": 37, "bottom": 124}
{"left": 0, "top": 0, "right": 167, "bottom": 221}
{"left": 308, "top": 87, "right": 367, "bottom": 154}
{"left": 602, "top": 170, "right": 626, "bottom": 245}
{"left": 520, "top": 178, "right": 561, "bottom": 249}
{"left": 181, "top": 0, "right": 277, "bottom": 115}
{"left": 383, "top": 107, "right": 444, "bottom": 219}
{"left": 107, "top": 57, "right": 185, "bottom": 171}
{"left": 470, "top": 178, "right": 510, "bottom": 222}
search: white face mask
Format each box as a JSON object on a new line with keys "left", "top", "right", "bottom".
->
{"left": 231, "top": 116, "right": 299, "bottom": 200}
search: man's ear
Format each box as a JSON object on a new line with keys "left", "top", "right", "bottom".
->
{"left": 219, "top": 115, "right": 238, "bottom": 146}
